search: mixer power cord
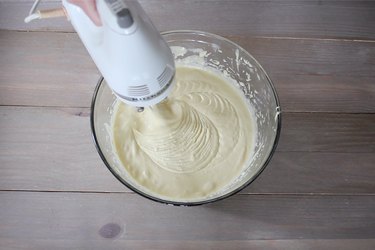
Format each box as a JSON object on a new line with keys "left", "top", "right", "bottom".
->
{"left": 24, "top": 0, "right": 66, "bottom": 23}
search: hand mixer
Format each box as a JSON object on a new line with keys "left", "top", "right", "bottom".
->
{"left": 26, "top": 0, "right": 176, "bottom": 110}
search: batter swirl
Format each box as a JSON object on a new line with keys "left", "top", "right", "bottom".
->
{"left": 112, "top": 66, "right": 255, "bottom": 201}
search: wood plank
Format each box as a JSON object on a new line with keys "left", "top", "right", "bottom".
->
{"left": 249, "top": 152, "right": 375, "bottom": 194}
{"left": 229, "top": 35, "right": 375, "bottom": 78}
{"left": 230, "top": 35, "right": 375, "bottom": 113}
{"left": 1, "top": 192, "right": 375, "bottom": 242}
{"left": 1, "top": 30, "right": 374, "bottom": 113}
{"left": 0, "top": 106, "right": 124, "bottom": 192}
{"left": 1, "top": 106, "right": 374, "bottom": 193}
{"left": 279, "top": 113, "right": 375, "bottom": 153}
{"left": 1, "top": 239, "right": 375, "bottom": 250}
{"left": 1, "top": 1, "right": 375, "bottom": 40}
{"left": 0, "top": 30, "right": 100, "bottom": 108}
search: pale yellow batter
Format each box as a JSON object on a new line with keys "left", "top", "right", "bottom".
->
{"left": 112, "top": 66, "right": 256, "bottom": 201}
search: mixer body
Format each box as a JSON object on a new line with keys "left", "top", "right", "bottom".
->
{"left": 63, "top": 0, "right": 175, "bottom": 107}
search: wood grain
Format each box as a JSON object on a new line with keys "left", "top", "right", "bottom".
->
{"left": 279, "top": 113, "right": 375, "bottom": 153}
{"left": 0, "top": 30, "right": 100, "bottom": 108}
{"left": 250, "top": 152, "right": 375, "bottom": 194}
{"left": 1, "top": 0, "right": 375, "bottom": 40}
{"left": 2, "top": 239, "right": 375, "bottom": 250}
{"left": 1, "top": 106, "right": 374, "bottom": 194}
{"left": 1, "top": 192, "right": 374, "bottom": 243}
{"left": 1, "top": 30, "right": 374, "bottom": 112}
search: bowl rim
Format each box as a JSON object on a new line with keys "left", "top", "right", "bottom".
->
{"left": 90, "top": 30, "right": 282, "bottom": 206}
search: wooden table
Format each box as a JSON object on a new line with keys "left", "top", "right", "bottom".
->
{"left": 1, "top": 1, "right": 375, "bottom": 249}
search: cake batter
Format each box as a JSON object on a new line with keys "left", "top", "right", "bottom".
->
{"left": 112, "top": 66, "right": 256, "bottom": 201}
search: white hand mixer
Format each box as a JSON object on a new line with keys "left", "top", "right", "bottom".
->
{"left": 26, "top": 0, "right": 176, "bottom": 109}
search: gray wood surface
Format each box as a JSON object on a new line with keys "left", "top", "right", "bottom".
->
{"left": 3, "top": 239, "right": 375, "bottom": 250}
{"left": 1, "top": 0, "right": 375, "bottom": 248}
{"left": 1, "top": 0, "right": 375, "bottom": 40}
{"left": 1, "top": 192, "right": 375, "bottom": 243}
{"left": 1, "top": 106, "right": 374, "bottom": 194}
{"left": 1, "top": 30, "right": 374, "bottom": 112}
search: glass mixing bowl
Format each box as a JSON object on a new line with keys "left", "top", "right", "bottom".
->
{"left": 91, "top": 30, "right": 281, "bottom": 206}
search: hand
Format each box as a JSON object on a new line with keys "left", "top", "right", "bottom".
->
{"left": 68, "top": 0, "right": 102, "bottom": 26}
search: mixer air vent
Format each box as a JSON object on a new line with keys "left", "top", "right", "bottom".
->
{"left": 128, "top": 85, "right": 150, "bottom": 97}
{"left": 157, "top": 66, "right": 173, "bottom": 88}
